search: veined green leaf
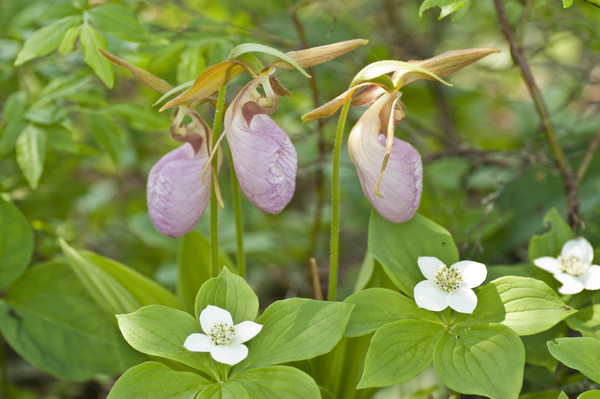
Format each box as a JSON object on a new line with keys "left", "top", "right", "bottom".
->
{"left": 194, "top": 268, "right": 258, "bottom": 324}
{"left": 234, "top": 298, "right": 353, "bottom": 374}
{"left": 116, "top": 305, "right": 220, "bottom": 380}
{"left": 343, "top": 288, "right": 440, "bottom": 337}
{"left": 434, "top": 323, "right": 524, "bottom": 399}
{"left": 0, "top": 199, "right": 34, "bottom": 289}
{"left": 358, "top": 319, "right": 444, "bottom": 388}
{"left": 14, "top": 15, "right": 82, "bottom": 65}
{"left": 79, "top": 23, "right": 114, "bottom": 87}
{"left": 16, "top": 123, "right": 46, "bottom": 189}
{"left": 107, "top": 361, "right": 211, "bottom": 399}
{"left": 548, "top": 337, "right": 600, "bottom": 384}
{"left": 0, "top": 91, "right": 28, "bottom": 156}
{"left": 231, "top": 366, "right": 320, "bottom": 399}
{"left": 89, "top": 4, "right": 155, "bottom": 43}
{"left": 228, "top": 43, "right": 310, "bottom": 78}
{"left": 0, "top": 261, "right": 143, "bottom": 381}
{"left": 60, "top": 239, "right": 182, "bottom": 315}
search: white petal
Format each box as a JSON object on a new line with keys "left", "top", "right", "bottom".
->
{"left": 447, "top": 287, "right": 478, "bottom": 314}
{"left": 234, "top": 321, "right": 262, "bottom": 343}
{"left": 414, "top": 280, "right": 448, "bottom": 312}
{"left": 200, "top": 305, "right": 233, "bottom": 333}
{"left": 454, "top": 261, "right": 487, "bottom": 288}
{"left": 418, "top": 256, "right": 445, "bottom": 280}
{"left": 581, "top": 265, "right": 600, "bottom": 290}
{"left": 554, "top": 273, "right": 585, "bottom": 295}
{"left": 210, "top": 344, "right": 248, "bottom": 366}
{"left": 533, "top": 257, "right": 562, "bottom": 274}
{"left": 183, "top": 333, "right": 213, "bottom": 352}
{"left": 561, "top": 237, "right": 594, "bottom": 264}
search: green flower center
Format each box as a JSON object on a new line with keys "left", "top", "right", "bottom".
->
{"left": 208, "top": 322, "right": 236, "bottom": 345}
{"left": 558, "top": 255, "right": 587, "bottom": 276}
{"left": 434, "top": 265, "right": 463, "bottom": 292}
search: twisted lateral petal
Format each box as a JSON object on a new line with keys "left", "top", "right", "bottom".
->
{"left": 147, "top": 143, "right": 211, "bottom": 237}
{"left": 348, "top": 95, "right": 422, "bottom": 223}
{"left": 225, "top": 79, "right": 297, "bottom": 214}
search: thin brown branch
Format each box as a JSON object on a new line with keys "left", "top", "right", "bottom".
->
{"left": 493, "top": 0, "right": 580, "bottom": 229}
{"left": 576, "top": 129, "right": 600, "bottom": 188}
{"left": 309, "top": 257, "right": 323, "bottom": 300}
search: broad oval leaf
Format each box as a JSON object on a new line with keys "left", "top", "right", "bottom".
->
{"left": 0, "top": 260, "right": 143, "bottom": 381}
{"left": 434, "top": 323, "right": 525, "bottom": 399}
{"left": 368, "top": 211, "right": 459, "bottom": 296}
{"left": 343, "top": 288, "right": 440, "bottom": 337}
{"left": 0, "top": 199, "right": 34, "bottom": 289}
{"left": 107, "top": 361, "right": 211, "bottom": 399}
{"left": 194, "top": 268, "right": 258, "bottom": 324}
{"left": 567, "top": 303, "right": 600, "bottom": 339}
{"left": 117, "top": 305, "right": 220, "bottom": 380}
{"left": 358, "top": 319, "right": 444, "bottom": 388}
{"left": 60, "top": 239, "right": 182, "bottom": 315}
{"left": 234, "top": 298, "right": 353, "bottom": 374}
{"left": 547, "top": 337, "right": 600, "bottom": 384}
{"left": 228, "top": 366, "right": 320, "bottom": 399}
{"left": 455, "top": 276, "right": 576, "bottom": 336}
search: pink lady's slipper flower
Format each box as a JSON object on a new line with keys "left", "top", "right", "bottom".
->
{"left": 303, "top": 48, "right": 499, "bottom": 223}
{"left": 147, "top": 109, "right": 219, "bottom": 237}
{"left": 224, "top": 73, "right": 297, "bottom": 214}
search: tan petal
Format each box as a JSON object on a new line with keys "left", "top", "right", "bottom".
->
{"left": 273, "top": 38, "right": 368, "bottom": 70}
{"left": 99, "top": 49, "right": 173, "bottom": 93}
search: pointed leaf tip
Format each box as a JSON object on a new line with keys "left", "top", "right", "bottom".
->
{"left": 99, "top": 49, "right": 173, "bottom": 93}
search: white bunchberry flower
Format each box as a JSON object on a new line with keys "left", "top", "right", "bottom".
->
{"left": 533, "top": 237, "right": 600, "bottom": 295}
{"left": 414, "top": 256, "right": 487, "bottom": 314}
{"left": 184, "top": 305, "right": 262, "bottom": 366}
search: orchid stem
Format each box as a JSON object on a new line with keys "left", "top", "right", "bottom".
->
{"left": 210, "top": 87, "right": 227, "bottom": 278}
{"left": 329, "top": 100, "right": 351, "bottom": 301}
{"left": 229, "top": 155, "right": 246, "bottom": 278}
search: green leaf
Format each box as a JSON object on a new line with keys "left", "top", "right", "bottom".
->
{"left": 567, "top": 303, "right": 600, "bottom": 339}
{"left": 0, "top": 260, "right": 143, "bottom": 381}
{"left": 86, "top": 111, "right": 124, "bottom": 166}
{"left": 0, "top": 91, "right": 28, "bottom": 156}
{"left": 434, "top": 323, "right": 524, "bottom": 399}
{"left": 24, "top": 103, "right": 68, "bottom": 125}
{"left": 16, "top": 123, "right": 46, "bottom": 189}
{"left": 107, "top": 361, "right": 211, "bottom": 399}
{"left": 79, "top": 23, "right": 114, "bottom": 87}
{"left": 343, "top": 288, "right": 440, "bottom": 337}
{"left": 228, "top": 43, "right": 310, "bottom": 78}
{"left": 522, "top": 323, "right": 565, "bottom": 371}
{"left": 455, "top": 276, "right": 576, "bottom": 335}
{"left": 235, "top": 298, "right": 353, "bottom": 374}
{"left": 562, "top": 0, "right": 574, "bottom": 7}
{"left": 195, "top": 268, "right": 258, "bottom": 324}
{"left": 89, "top": 4, "right": 155, "bottom": 43}
{"left": 368, "top": 211, "right": 459, "bottom": 296}
{"left": 358, "top": 320, "right": 444, "bottom": 388}
{"left": 528, "top": 208, "right": 573, "bottom": 264}
{"left": 58, "top": 25, "right": 79, "bottom": 54}
{"left": 547, "top": 337, "right": 600, "bottom": 384}
{"left": 14, "top": 15, "right": 82, "bottom": 65}
{"left": 60, "top": 239, "right": 182, "bottom": 315}
{"left": 419, "top": 0, "right": 470, "bottom": 19}
{"left": 230, "top": 366, "right": 320, "bottom": 399}
{"left": 0, "top": 199, "right": 33, "bottom": 289}
{"left": 117, "top": 305, "right": 219, "bottom": 380}
{"left": 578, "top": 391, "right": 600, "bottom": 399}
{"left": 178, "top": 232, "right": 235, "bottom": 313}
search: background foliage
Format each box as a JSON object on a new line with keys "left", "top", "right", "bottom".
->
{"left": 1, "top": 0, "right": 600, "bottom": 397}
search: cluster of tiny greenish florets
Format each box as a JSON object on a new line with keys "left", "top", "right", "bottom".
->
{"left": 208, "top": 322, "right": 236, "bottom": 345}
{"left": 434, "top": 265, "right": 463, "bottom": 292}
{"left": 558, "top": 255, "right": 587, "bottom": 276}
